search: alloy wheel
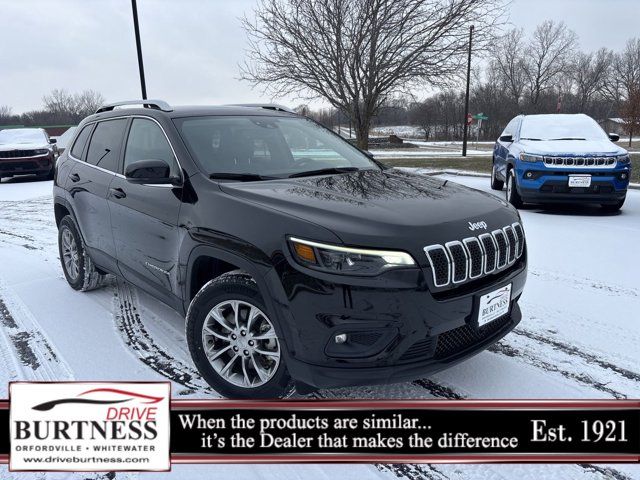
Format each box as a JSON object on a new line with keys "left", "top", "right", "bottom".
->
{"left": 61, "top": 227, "right": 80, "bottom": 281}
{"left": 201, "top": 300, "right": 280, "bottom": 388}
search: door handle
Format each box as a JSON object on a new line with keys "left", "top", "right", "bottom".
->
{"left": 109, "top": 187, "right": 126, "bottom": 199}
{"left": 70, "top": 173, "right": 80, "bottom": 182}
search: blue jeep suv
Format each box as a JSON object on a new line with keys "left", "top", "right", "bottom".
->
{"left": 492, "top": 114, "right": 631, "bottom": 211}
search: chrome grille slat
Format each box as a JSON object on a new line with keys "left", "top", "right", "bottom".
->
{"left": 424, "top": 222, "right": 524, "bottom": 288}
{"left": 445, "top": 241, "right": 468, "bottom": 284}
{"left": 543, "top": 156, "right": 616, "bottom": 168}
{"left": 463, "top": 237, "right": 483, "bottom": 279}
{"left": 492, "top": 229, "right": 508, "bottom": 269}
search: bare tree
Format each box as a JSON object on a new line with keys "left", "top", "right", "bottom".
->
{"left": 524, "top": 20, "right": 578, "bottom": 108}
{"left": 42, "top": 89, "right": 105, "bottom": 123}
{"left": 572, "top": 48, "right": 612, "bottom": 111}
{"left": 75, "top": 90, "right": 105, "bottom": 117}
{"left": 241, "top": 0, "right": 507, "bottom": 148}
{"left": 0, "top": 105, "right": 14, "bottom": 123}
{"left": 491, "top": 28, "right": 528, "bottom": 107}
{"left": 609, "top": 39, "right": 640, "bottom": 145}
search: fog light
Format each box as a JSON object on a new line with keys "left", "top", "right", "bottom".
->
{"left": 621, "top": 173, "right": 628, "bottom": 180}
{"left": 526, "top": 171, "right": 533, "bottom": 178}
{"left": 334, "top": 334, "right": 348, "bottom": 344}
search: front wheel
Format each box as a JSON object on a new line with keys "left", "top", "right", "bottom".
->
{"left": 186, "top": 272, "right": 293, "bottom": 399}
{"left": 601, "top": 199, "right": 625, "bottom": 212}
{"left": 490, "top": 161, "right": 504, "bottom": 190}
{"left": 505, "top": 168, "right": 523, "bottom": 208}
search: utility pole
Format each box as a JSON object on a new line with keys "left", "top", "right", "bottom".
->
{"left": 131, "top": 0, "right": 147, "bottom": 100}
{"left": 462, "top": 25, "right": 474, "bottom": 157}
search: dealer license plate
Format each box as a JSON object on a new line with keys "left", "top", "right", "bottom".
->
{"left": 477, "top": 284, "right": 512, "bottom": 327}
{"left": 568, "top": 175, "right": 591, "bottom": 188}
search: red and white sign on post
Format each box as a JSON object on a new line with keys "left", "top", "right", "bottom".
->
{"left": 9, "top": 382, "right": 171, "bottom": 472}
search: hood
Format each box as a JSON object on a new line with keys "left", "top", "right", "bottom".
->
{"left": 220, "top": 169, "right": 519, "bottom": 258}
{"left": 0, "top": 142, "right": 51, "bottom": 151}
{"left": 519, "top": 139, "right": 627, "bottom": 156}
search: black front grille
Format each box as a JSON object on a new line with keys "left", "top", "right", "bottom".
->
{"left": 424, "top": 223, "right": 524, "bottom": 289}
{"left": 434, "top": 314, "right": 511, "bottom": 359}
{"left": 0, "top": 149, "right": 41, "bottom": 159}
{"left": 398, "top": 337, "right": 435, "bottom": 363}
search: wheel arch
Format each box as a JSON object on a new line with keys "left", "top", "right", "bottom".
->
{"left": 184, "top": 245, "right": 279, "bottom": 316}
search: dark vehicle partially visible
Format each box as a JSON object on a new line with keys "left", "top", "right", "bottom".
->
{"left": 0, "top": 128, "right": 58, "bottom": 182}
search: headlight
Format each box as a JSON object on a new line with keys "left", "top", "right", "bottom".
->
{"left": 520, "top": 153, "right": 544, "bottom": 163}
{"left": 288, "top": 237, "right": 415, "bottom": 276}
{"left": 34, "top": 149, "right": 49, "bottom": 155}
{"left": 616, "top": 154, "right": 630, "bottom": 164}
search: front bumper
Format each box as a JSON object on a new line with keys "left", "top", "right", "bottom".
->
{"left": 516, "top": 164, "right": 629, "bottom": 204}
{"left": 0, "top": 154, "right": 54, "bottom": 176}
{"left": 270, "top": 256, "right": 527, "bottom": 389}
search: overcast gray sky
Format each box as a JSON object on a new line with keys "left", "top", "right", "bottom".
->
{"left": 1, "top": 0, "right": 638, "bottom": 114}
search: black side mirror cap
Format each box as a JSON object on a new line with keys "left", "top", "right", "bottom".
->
{"left": 49, "top": 138, "right": 57, "bottom": 144}
{"left": 125, "top": 159, "right": 179, "bottom": 185}
{"left": 609, "top": 133, "right": 620, "bottom": 142}
{"left": 499, "top": 134, "right": 514, "bottom": 143}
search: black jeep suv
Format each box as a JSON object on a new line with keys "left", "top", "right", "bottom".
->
{"left": 53, "top": 100, "right": 527, "bottom": 398}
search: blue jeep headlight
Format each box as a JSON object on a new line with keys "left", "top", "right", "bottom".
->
{"left": 520, "top": 153, "right": 544, "bottom": 163}
{"left": 616, "top": 154, "right": 630, "bottom": 164}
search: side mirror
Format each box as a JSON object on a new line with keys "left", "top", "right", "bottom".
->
{"left": 499, "top": 134, "right": 514, "bottom": 143}
{"left": 125, "top": 159, "right": 179, "bottom": 185}
{"left": 49, "top": 138, "right": 57, "bottom": 144}
{"left": 609, "top": 133, "right": 620, "bottom": 142}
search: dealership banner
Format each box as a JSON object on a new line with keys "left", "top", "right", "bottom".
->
{"left": 0, "top": 383, "right": 638, "bottom": 471}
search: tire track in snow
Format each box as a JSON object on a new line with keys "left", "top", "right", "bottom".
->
{"left": 113, "top": 280, "right": 213, "bottom": 395}
{"left": 512, "top": 328, "right": 640, "bottom": 383}
{"left": 0, "top": 281, "right": 74, "bottom": 385}
{"left": 529, "top": 269, "right": 638, "bottom": 298}
{"left": 488, "top": 341, "right": 627, "bottom": 399}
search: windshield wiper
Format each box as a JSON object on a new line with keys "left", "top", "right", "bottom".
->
{"left": 288, "top": 167, "right": 360, "bottom": 178}
{"left": 209, "top": 172, "right": 276, "bottom": 181}
{"left": 520, "top": 137, "right": 542, "bottom": 141}
{"left": 549, "top": 137, "right": 586, "bottom": 141}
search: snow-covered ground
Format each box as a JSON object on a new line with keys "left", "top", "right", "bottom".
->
{"left": 0, "top": 175, "right": 638, "bottom": 480}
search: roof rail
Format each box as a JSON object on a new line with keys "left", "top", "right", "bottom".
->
{"left": 228, "top": 103, "right": 295, "bottom": 114}
{"left": 95, "top": 99, "right": 173, "bottom": 114}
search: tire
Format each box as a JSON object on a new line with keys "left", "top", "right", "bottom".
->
{"left": 601, "top": 199, "right": 625, "bottom": 212}
{"left": 186, "top": 271, "right": 294, "bottom": 399}
{"left": 490, "top": 161, "right": 504, "bottom": 190}
{"left": 505, "top": 168, "right": 523, "bottom": 208}
{"left": 57, "top": 215, "right": 105, "bottom": 291}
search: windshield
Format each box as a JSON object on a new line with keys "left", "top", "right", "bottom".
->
{"left": 174, "top": 116, "right": 379, "bottom": 178}
{"left": 519, "top": 115, "right": 609, "bottom": 141}
{"left": 0, "top": 128, "right": 47, "bottom": 145}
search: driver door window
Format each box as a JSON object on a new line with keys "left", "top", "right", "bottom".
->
{"left": 124, "top": 118, "right": 179, "bottom": 177}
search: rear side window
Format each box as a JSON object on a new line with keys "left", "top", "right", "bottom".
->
{"left": 70, "top": 125, "right": 93, "bottom": 159}
{"left": 124, "top": 118, "right": 179, "bottom": 177}
{"left": 86, "top": 119, "right": 127, "bottom": 172}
